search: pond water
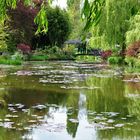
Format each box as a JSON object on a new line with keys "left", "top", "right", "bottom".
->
{"left": 0, "top": 61, "right": 140, "bottom": 140}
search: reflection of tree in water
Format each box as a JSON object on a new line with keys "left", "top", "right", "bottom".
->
{"left": 85, "top": 75, "right": 140, "bottom": 139}
{"left": 0, "top": 127, "right": 23, "bottom": 140}
{"left": 97, "top": 125, "right": 140, "bottom": 140}
{"left": 66, "top": 93, "right": 79, "bottom": 138}
{"left": 0, "top": 87, "right": 70, "bottom": 139}
{"left": 4, "top": 88, "right": 69, "bottom": 107}
{"left": 67, "top": 110, "right": 79, "bottom": 138}
{"left": 86, "top": 76, "right": 128, "bottom": 115}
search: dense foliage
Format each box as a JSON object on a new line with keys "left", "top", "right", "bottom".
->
{"left": 0, "top": 0, "right": 104, "bottom": 34}
{"left": 89, "top": 0, "right": 140, "bottom": 50}
{"left": 126, "top": 13, "right": 140, "bottom": 46}
{"left": 8, "top": 0, "right": 38, "bottom": 45}
{"left": 0, "top": 23, "right": 8, "bottom": 52}
{"left": 0, "top": 0, "right": 140, "bottom": 67}
{"left": 45, "top": 7, "right": 71, "bottom": 47}
{"left": 67, "top": 0, "right": 83, "bottom": 39}
{"left": 125, "top": 41, "right": 140, "bottom": 58}
{"left": 8, "top": 1, "right": 71, "bottom": 49}
{"left": 32, "top": 6, "right": 71, "bottom": 48}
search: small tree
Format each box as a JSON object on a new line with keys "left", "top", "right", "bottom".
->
{"left": 8, "top": 0, "right": 39, "bottom": 45}
{"left": 33, "top": 6, "right": 71, "bottom": 49}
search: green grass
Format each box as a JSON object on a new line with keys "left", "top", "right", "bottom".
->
{"left": 0, "top": 58, "right": 22, "bottom": 65}
{"left": 30, "top": 55, "right": 48, "bottom": 61}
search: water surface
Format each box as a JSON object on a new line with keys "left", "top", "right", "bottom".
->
{"left": 0, "top": 61, "right": 140, "bottom": 140}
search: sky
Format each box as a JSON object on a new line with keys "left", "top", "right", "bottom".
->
{"left": 52, "top": 0, "right": 67, "bottom": 9}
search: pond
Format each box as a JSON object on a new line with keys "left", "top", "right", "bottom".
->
{"left": 0, "top": 61, "right": 140, "bottom": 140}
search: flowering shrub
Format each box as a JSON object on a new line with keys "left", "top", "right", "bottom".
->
{"left": 125, "top": 41, "right": 140, "bottom": 58}
{"left": 101, "top": 50, "right": 112, "bottom": 60}
{"left": 17, "top": 43, "right": 31, "bottom": 54}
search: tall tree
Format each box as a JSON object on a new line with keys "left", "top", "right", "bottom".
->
{"left": 126, "top": 12, "right": 140, "bottom": 46}
{"left": 67, "top": 0, "right": 83, "bottom": 39}
{"left": 0, "top": 0, "right": 104, "bottom": 34}
{"left": 8, "top": 0, "right": 39, "bottom": 45}
{"left": 89, "top": 0, "right": 140, "bottom": 49}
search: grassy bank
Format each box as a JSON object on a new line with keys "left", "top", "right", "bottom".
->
{"left": 0, "top": 58, "right": 22, "bottom": 65}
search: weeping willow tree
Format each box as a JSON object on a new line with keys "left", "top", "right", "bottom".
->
{"left": 67, "top": 0, "right": 83, "bottom": 39}
{"left": 81, "top": 0, "right": 105, "bottom": 31}
{"left": 126, "top": 13, "right": 140, "bottom": 46}
{"left": 89, "top": 0, "right": 140, "bottom": 50}
{"left": 0, "top": 23, "right": 9, "bottom": 52}
{"left": 0, "top": 0, "right": 104, "bottom": 34}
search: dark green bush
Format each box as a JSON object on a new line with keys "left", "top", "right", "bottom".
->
{"left": 33, "top": 7, "right": 71, "bottom": 49}
{"left": 108, "top": 56, "right": 123, "bottom": 64}
{"left": 46, "top": 7, "right": 71, "bottom": 47}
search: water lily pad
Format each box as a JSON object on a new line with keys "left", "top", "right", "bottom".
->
{"left": 22, "top": 109, "right": 29, "bottom": 113}
{"left": 69, "top": 119, "right": 79, "bottom": 123}
{"left": 28, "top": 120, "right": 37, "bottom": 123}
{"left": 121, "top": 118, "right": 127, "bottom": 120}
{"left": 99, "top": 126, "right": 115, "bottom": 130}
{"left": 107, "top": 119, "right": 115, "bottom": 123}
{"left": 4, "top": 119, "right": 11, "bottom": 122}
{"left": 15, "top": 71, "right": 34, "bottom": 76}
{"left": 114, "top": 124, "right": 124, "bottom": 128}
{"left": 32, "top": 105, "right": 46, "bottom": 110}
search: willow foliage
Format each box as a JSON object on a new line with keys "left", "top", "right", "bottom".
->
{"left": 0, "top": 23, "right": 8, "bottom": 51}
{"left": 34, "top": 3, "right": 48, "bottom": 34}
{"left": 126, "top": 13, "right": 140, "bottom": 46}
{"left": 0, "top": 0, "right": 104, "bottom": 34}
{"left": 89, "top": 0, "right": 140, "bottom": 49}
{"left": 81, "top": 0, "right": 105, "bottom": 31}
{"left": 67, "top": 0, "right": 83, "bottom": 39}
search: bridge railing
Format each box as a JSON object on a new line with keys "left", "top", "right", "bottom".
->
{"left": 76, "top": 48, "right": 102, "bottom": 56}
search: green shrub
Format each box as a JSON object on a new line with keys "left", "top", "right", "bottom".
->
{"left": 30, "top": 55, "right": 48, "bottom": 61}
{"left": 125, "top": 57, "right": 136, "bottom": 67}
{"left": 46, "top": 46, "right": 74, "bottom": 60}
{"left": 0, "top": 58, "right": 22, "bottom": 65}
{"left": 0, "top": 23, "right": 8, "bottom": 52}
{"left": 108, "top": 56, "right": 123, "bottom": 65}
{"left": 0, "top": 51, "right": 23, "bottom": 65}
{"left": 46, "top": 7, "right": 71, "bottom": 47}
{"left": 135, "top": 59, "right": 140, "bottom": 68}
{"left": 76, "top": 56, "right": 102, "bottom": 63}
{"left": 11, "top": 51, "right": 23, "bottom": 60}
{"left": 125, "top": 57, "right": 140, "bottom": 72}
{"left": 33, "top": 7, "right": 71, "bottom": 49}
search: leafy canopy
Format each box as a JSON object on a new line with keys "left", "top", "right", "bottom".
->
{"left": 0, "top": 0, "right": 104, "bottom": 33}
{"left": 81, "top": 0, "right": 105, "bottom": 31}
{"left": 126, "top": 13, "right": 140, "bottom": 46}
{"left": 88, "top": 0, "right": 140, "bottom": 50}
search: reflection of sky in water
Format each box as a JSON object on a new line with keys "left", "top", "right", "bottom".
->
{"left": 22, "top": 93, "right": 96, "bottom": 140}
{"left": 30, "top": 102, "right": 96, "bottom": 140}
{"left": 1, "top": 61, "right": 140, "bottom": 140}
